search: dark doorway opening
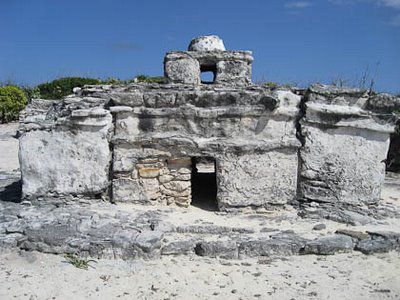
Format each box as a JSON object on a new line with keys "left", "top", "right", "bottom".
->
{"left": 191, "top": 157, "right": 218, "bottom": 211}
{"left": 387, "top": 125, "right": 400, "bottom": 173}
{"left": 200, "top": 64, "right": 217, "bottom": 84}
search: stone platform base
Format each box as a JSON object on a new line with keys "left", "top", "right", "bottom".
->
{"left": 1, "top": 198, "right": 400, "bottom": 260}
{"left": 1, "top": 170, "right": 400, "bottom": 260}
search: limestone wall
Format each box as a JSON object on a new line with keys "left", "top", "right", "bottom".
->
{"left": 17, "top": 83, "right": 399, "bottom": 212}
{"left": 113, "top": 156, "right": 192, "bottom": 207}
{"left": 18, "top": 95, "right": 113, "bottom": 198}
{"left": 105, "top": 84, "right": 300, "bottom": 210}
{"left": 298, "top": 85, "right": 397, "bottom": 206}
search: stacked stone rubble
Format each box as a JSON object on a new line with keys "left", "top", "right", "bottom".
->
{"left": 114, "top": 155, "right": 192, "bottom": 207}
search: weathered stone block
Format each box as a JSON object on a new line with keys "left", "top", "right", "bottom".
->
{"left": 140, "top": 178, "right": 160, "bottom": 200}
{"left": 298, "top": 85, "right": 397, "bottom": 207}
{"left": 217, "top": 150, "right": 298, "bottom": 210}
{"left": 194, "top": 240, "right": 238, "bottom": 259}
{"left": 188, "top": 35, "right": 226, "bottom": 51}
{"left": 168, "top": 157, "right": 192, "bottom": 168}
{"left": 113, "top": 146, "right": 137, "bottom": 173}
{"left": 143, "top": 93, "right": 176, "bottom": 107}
{"left": 110, "top": 91, "right": 144, "bottom": 106}
{"left": 112, "top": 177, "right": 148, "bottom": 203}
{"left": 20, "top": 130, "right": 111, "bottom": 198}
{"left": 178, "top": 167, "right": 191, "bottom": 174}
{"left": 160, "top": 186, "right": 191, "bottom": 198}
{"left": 299, "top": 125, "right": 390, "bottom": 205}
{"left": 159, "top": 174, "right": 174, "bottom": 184}
{"left": 302, "top": 235, "right": 354, "bottom": 255}
{"left": 163, "top": 180, "right": 191, "bottom": 192}
{"left": 164, "top": 57, "right": 200, "bottom": 85}
{"left": 174, "top": 173, "right": 191, "bottom": 181}
{"left": 138, "top": 168, "right": 160, "bottom": 178}
{"left": 215, "top": 60, "right": 251, "bottom": 85}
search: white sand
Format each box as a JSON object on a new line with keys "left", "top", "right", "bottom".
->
{"left": 0, "top": 122, "right": 19, "bottom": 172}
{"left": 0, "top": 251, "right": 399, "bottom": 300}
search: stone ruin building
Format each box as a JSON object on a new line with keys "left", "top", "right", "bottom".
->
{"left": 18, "top": 35, "right": 399, "bottom": 213}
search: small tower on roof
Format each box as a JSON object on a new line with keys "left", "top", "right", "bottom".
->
{"left": 164, "top": 35, "right": 253, "bottom": 86}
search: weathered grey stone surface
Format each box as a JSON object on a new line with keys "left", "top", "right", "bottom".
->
{"left": 188, "top": 35, "right": 226, "bottom": 51}
{"left": 298, "top": 200, "right": 400, "bottom": 225}
{"left": 217, "top": 151, "right": 298, "bottom": 210}
{"left": 20, "top": 130, "right": 111, "bottom": 197}
{"left": 335, "top": 229, "right": 369, "bottom": 240}
{"left": 312, "top": 223, "right": 326, "bottom": 231}
{"left": 298, "top": 84, "right": 397, "bottom": 208}
{"left": 19, "top": 97, "right": 113, "bottom": 198}
{"left": 301, "top": 235, "right": 354, "bottom": 255}
{"left": 366, "top": 92, "right": 400, "bottom": 113}
{"left": 165, "top": 36, "right": 252, "bottom": 85}
{"left": 161, "top": 238, "right": 199, "bottom": 256}
{"left": 164, "top": 56, "right": 200, "bottom": 85}
{"left": 165, "top": 51, "right": 253, "bottom": 86}
{"left": 238, "top": 234, "right": 307, "bottom": 258}
{"left": 353, "top": 231, "right": 400, "bottom": 254}
{"left": 194, "top": 240, "right": 238, "bottom": 259}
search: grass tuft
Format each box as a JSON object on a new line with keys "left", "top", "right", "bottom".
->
{"left": 64, "top": 254, "right": 96, "bottom": 270}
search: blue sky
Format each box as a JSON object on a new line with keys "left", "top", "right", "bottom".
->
{"left": 1, "top": 0, "right": 399, "bottom": 93}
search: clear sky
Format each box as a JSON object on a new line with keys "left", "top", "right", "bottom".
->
{"left": 1, "top": 0, "right": 399, "bottom": 93}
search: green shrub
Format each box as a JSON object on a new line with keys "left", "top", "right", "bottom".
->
{"left": 102, "top": 77, "right": 123, "bottom": 85}
{"left": 35, "top": 76, "right": 166, "bottom": 100}
{"left": 264, "top": 82, "right": 278, "bottom": 89}
{"left": 37, "top": 77, "right": 102, "bottom": 99}
{"left": 0, "top": 86, "right": 27, "bottom": 123}
{"left": 100, "top": 77, "right": 136, "bottom": 85}
{"left": 136, "top": 74, "right": 167, "bottom": 84}
{"left": 21, "top": 86, "right": 41, "bottom": 101}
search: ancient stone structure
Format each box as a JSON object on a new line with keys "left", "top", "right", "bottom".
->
{"left": 18, "top": 36, "right": 400, "bottom": 213}
{"left": 165, "top": 35, "right": 252, "bottom": 86}
{"left": 299, "top": 86, "right": 397, "bottom": 206}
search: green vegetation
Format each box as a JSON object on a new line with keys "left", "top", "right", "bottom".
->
{"left": 264, "top": 82, "right": 278, "bottom": 89}
{"left": 101, "top": 75, "right": 167, "bottom": 85}
{"left": 135, "top": 74, "right": 167, "bottom": 84}
{"left": 37, "top": 77, "right": 103, "bottom": 100}
{"left": 21, "top": 86, "right": 41, "bottom": 101}
{"left": 0, "top": 85, "right": 27, "bottom": 123}
{"left": 64, "top": 254, "right": 96, "bottom": 270}
{"left": 36, "top": 75, "right": 167, "bottom": 99}
{"left": 262, "top": 81, "right": 296, "bottom": 90}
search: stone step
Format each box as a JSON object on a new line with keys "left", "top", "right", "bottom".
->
{"left": 1, "top": 202, "right": 400, "bottom": 260}
{"left": 161, "top": 229, "right": 400, "bottom": 259}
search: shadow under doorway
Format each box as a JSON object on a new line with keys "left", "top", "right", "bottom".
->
{"left": 191, "top": 157, "right": 218, "bottom": 211}
{"left": 386, "top": 122, "right": 400, "bottom": 173}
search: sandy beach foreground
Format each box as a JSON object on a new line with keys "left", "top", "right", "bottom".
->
{"left": 0, "top": 250, "right": 399, "bottom": 300}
